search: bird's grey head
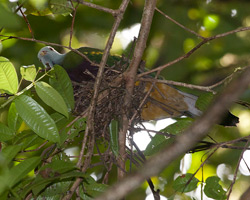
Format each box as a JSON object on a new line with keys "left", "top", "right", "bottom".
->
{"left": 38, "top": 46, "right": 64, "bottom": 68}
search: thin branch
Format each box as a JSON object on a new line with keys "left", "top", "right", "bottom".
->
{"left": 133, "top": 127, "right": 175, "bottom": 138}
{"left": 0, "top": 68, "right": 52, "bottom": 109}
{"left": 128, "top": 140, "right": 160, "bottom": 200}
{"left": 227, "top": 140, "right": 250, "bottom": 200}
{"left": 130, "top": 71, "right": 161, "bottom": 123}
{"left": 69, "top": 1, "right": 79, "bottom": 48}
{"left": 17, "top": 3, "right": 34, "bottom": 38}
{"left": 208, "top": 67, "right": 244, "bottom": 89}
{"left": 62, "top": 134, "right": 95, "bottom": 200}
{"left": 0, "top": 35, "right": 98, "bottom": 67}
{"left": 155, "top": 7, "right": 205, "bottom": 39}
{"left": 72, "top": 0, "right": 117, "bottom": 16}
{"left": 139, "top": 77, "right": 215, "bottom": 93}
{"left": 138, "top": 26, "right": 250, "bottom": 77}
{"left": 139, "top": 66, "right": 244, "bottom": 93}
{"left": 240, "top": 186, "right": 250, "bottom": 200}
{"left": 182, "top": 147, "right": 219, "bottom": 193}
{"left": 22, "top": 141, "right": 48, "bottom": 152}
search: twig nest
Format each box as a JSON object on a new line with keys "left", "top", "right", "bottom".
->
{"left": 72, "top": 59, "right": 145, "bottom": 139}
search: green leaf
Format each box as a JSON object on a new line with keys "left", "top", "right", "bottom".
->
{"left": 49, "top": 0, "right": 73, "bottom": 15}
{"left": 204, "top": 176, "right": 226, "bottom": 200}
{"left": 1, "top": 145, "right": 21, "bottom": 165}
{"left": 85, "top": 183, "right": 108, "bottom": 196}
{"left": 31, "top": 171, "right": 85, "bottom": 196}
{"left": 0, "top": 57, "right": 18, "bottom": 94}
{"left": 18, "top": 133, "right": 42, "bottom": 150}
{"left": 49, "top": 65, "right": 75, "bottom": 111}
{"left": 196, "top": 92, "right": 214, "bottom": 111}
{"left": 173, "top": 173, "right": 199, "bottom": 193}
{"left": 50, "top": 113, "right": 72, "bottom": 145}
{"left": 58, "top": 117, "right": 86, "bottom": 144}
{"left": 0, "top": 122, "right": 15, "bottom": 141}
{"left": 109, "top": 120, "right": 119, "bottom": 157}
{"left": 79, "top": 175, "right": 108, "bottom": 199}
{"left": 203, "top": 14, "right": 220, "bottom": 31}
{"left": 0, "top": 4, "right": 22, "bottom": 29}
{"left": 8, "top": 102, "right": 22, "bottom": 131}
{"left": 35, "top": 81, "right": 69, "bottom": 118}
{"left": 39, "top": 181, "right": 72, "bottom": 197}
{"left": 12, "top": 129, "right": 44, "bottom": 151}
{"left": 40, "top": 160, "right": 75, "bottom": 174}
{"left": 24, "top": 1, "right": 52, "bottom": 16}
{"left": 0, "top": 155, "right": 10, "bottom": 196}
{"left": 80, "top": 183, "right": 108, "bottom": 199}
{"left": 161, "top": 118, "right": 193, "bottom": 135}
{"left": 20, "top": 65, "right": 37, "bottom": 82}
{"left": 144, "top": 134, "right": 174, "bottom": 156}
{"left": 8, "top": 157, "right": 41, "bottom": 188}
{"left": 15, "top": 95, "right": 60, "bottom": 143}
{"left": 79, "top": 192, "right": 93, "bottom": 200}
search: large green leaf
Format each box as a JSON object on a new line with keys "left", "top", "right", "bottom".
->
{"left": 0, "top": 155, "right": 10, "bottom": 196}
{"left": 0, "top": 122, "right": 15, "bottom": 141}
{"left": 204, "top": 176, "right": 226, "bottom": 200}
{"left": 40, "top": 160, "right": 75, "bottom": 174}
{"left": 79, "top": 183, "right": 108, "bottom": 199}
{"left": 38, "top": 181, "right": 72, "bottom": 198}
{"left": 49, "top": 65, "right": 75, "bottom": 111}
{"left": 144, "top": 134, "right": 174, "bottom": 156}
{"left": 1, "top": 145, "right": 21, "bottom": 165}
{"left": 79, "top": 175, "right": 108, "bottom": 199}
{"left": 172, "top": 173, "right": 199, "bottom": 193}
{"left": 24, "top": 1, "right": 52, "bottom": 16}
{"left": 8, "top": 157, "right": 41, "bottom": 188}
{"left": 0, "top": 4, "right": 22, "bottom": 29}
{"left": 30, "top": 171, "right": 85, "bottom": 196}
{"left": 18, "top": 133, "right": 42, "bottom": 150}
{"left": 7, "top": 102, "right": 22, "bottom": 131}
{"left": 84, "top": 183, "right": 108, "bottom": 196}
{"left": 161, "top": 118, "right": 193, "bottom": 135}
{"left": 0, "top": 57, "right": 18, "bottom": 94}
{"left": 35, "top": 81, "right": 69, "bottom": 118}
{"left": 196, "top": 92, "right": 214, "bottom": 112}
{"left": 49, "top": 0, "right": 73, "bottom": 15}
{"left": 20, "top": 65, "right": 37, "bottom": 82}
{"left": 15, "top": 95, "right": 60, "bottom": 143}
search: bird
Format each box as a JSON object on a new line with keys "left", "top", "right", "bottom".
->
{"left": 38, "top": 46, "right": 121, "bottom": 82}
{"left": 37, "top": 46, "right": 238, "bottom": 125}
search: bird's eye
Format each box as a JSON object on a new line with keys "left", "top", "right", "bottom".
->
{"left": 49, "top": 47, "right": 54, "bottom": 51}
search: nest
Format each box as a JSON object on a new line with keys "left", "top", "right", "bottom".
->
{"left": 72, "top": 59, "right": 146, "bottom": 139}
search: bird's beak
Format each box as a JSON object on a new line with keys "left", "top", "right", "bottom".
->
{"left": 40, "top": 51, "right": 47, "bottom": 57}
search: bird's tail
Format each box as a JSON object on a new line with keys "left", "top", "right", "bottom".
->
{"left": 177, "top": 90, "right": 202, "bottom": 117}
{"left": 178, "top": 90, "right": 239, "bottom": 126}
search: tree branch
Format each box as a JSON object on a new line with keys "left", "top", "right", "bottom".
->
{"left": 138, "top": 26, "right": 250, "bottom": 77}
{"left": 72, "top": 0, "right": 117, "bottom": 16}
{"left": 155, "top": 7, "right": 205, "bottom": 39}
{"left": 118, "top": 0, "right": 157, "bottom": 181}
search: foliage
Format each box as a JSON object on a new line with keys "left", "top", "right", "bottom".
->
{"left": 0, "top": 0, "right": 250, "bottom": 200}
